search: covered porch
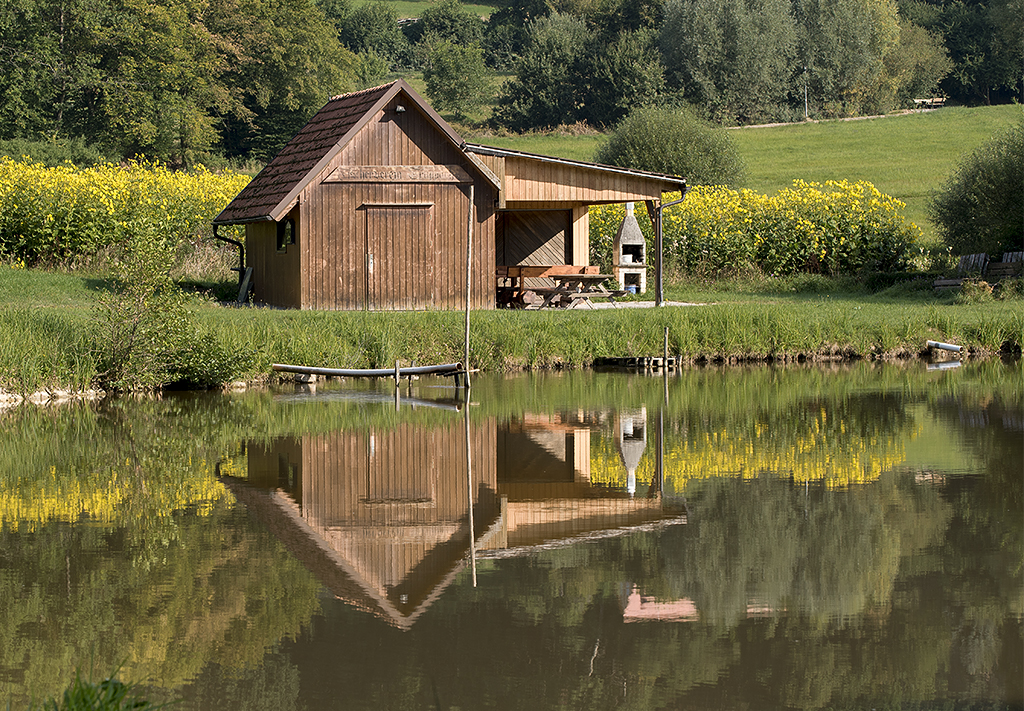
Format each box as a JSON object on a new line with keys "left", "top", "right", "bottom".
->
{"left": 463, "top": 143, "right": 687, "bottom": 308}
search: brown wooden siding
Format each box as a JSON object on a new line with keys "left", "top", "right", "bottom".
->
{"left": 245, "top": 213, "right": 301, "bottom": 308}
{"left": 298, "top": 97, "right": 495, "bottom": 310}
{"left": 497, "top": 210, "right": 570, "bottom": 267}
{"left": 503, "top": 157, "right": 672, "bottom": 204}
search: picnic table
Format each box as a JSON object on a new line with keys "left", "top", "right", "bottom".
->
{"left": 496, "top": 265, "right": 626, "bottom": 309}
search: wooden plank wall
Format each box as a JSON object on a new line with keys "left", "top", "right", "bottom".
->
{"left": 498, "top": 210, "right": 570, "bottom": 266}
{"left": 299, "top": 97, "right": 495, "bottom": 310}
{"left": 504, "top": 157, "right": 675, "bottom": 204}
{"left": 245, "top": 216, "right": 301, "bottom": 308}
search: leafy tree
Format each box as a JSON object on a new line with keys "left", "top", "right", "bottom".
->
{"left": 494, "top": 14, "right": 664, "bottom": 130}
{"left": 482, "top": 0, "right": 549, "bottom": 68}
{"left": 338, "top": 0, "right": 409, "bottom": 66}
{"left": 876, "top": 20, "right": 951, "bottom": 110}
{"left": 493, "top": 13, "right": 593, "bottom": 130}
{"left": 354, "top": 50, "right": 391, "bottom": 89}
{"left": 929, "top": 120, "right": 1024, "bottom": 257}
{"left": 417, "top": 0, "right": 485, "bottom": 46}
{"left": 585, "top": 29, "right": 665, "bottom": 126}
{"left": 939, "top": 0, "right": 1023, "bottom": 105}
{"left": 423, "top": 40, "right": 489, "bottom": 119}
{"left": 594, "top": 105, "right": 746, "bottom": 186}
{"left": 794, "top": 0, "right": 902, "bottom": 116}
{"left": 210, "top": 0, "right": 357, "bottom": 162}
{"left": 660, "top": 0, "right": 798, "bottom": 124}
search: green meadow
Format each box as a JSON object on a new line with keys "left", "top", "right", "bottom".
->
{"left": 362, "top": 0, "right": 496, "bottom": 17}
{"left": 464, "top": 104, "right": 1023, "bottom": 245}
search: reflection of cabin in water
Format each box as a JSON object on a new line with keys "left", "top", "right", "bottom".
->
{"left": 222, "top": 410, "right": 683, "bottom": 629}
{"left": 494, "top": 410, "right": 670, "bottom": 550}
{"left": 225, "top": 421, "right": 500, "bottom": 629}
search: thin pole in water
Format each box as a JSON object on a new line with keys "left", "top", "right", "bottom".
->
{"left": 464, "top": 184, "right": 474, "bottom": 391}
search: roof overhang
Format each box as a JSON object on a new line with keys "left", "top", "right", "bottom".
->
{"left": 462, "top": 142, "right": 687, "bottom": 197}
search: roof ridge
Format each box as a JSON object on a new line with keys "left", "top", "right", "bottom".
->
{"left": 328, "top": 81, "right": 397, "bottom": 102}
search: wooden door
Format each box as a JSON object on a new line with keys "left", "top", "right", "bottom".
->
{"left": 365, "top": 204, "right": 435, "bottom": 310}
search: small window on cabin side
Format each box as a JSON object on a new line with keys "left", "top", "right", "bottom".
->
{"left": 277, "top": 218, "right": 296, "bottom": 253}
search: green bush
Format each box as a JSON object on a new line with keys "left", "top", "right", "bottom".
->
{"left": 930, "top": 121, "right": 1024, "bottom": 257}
{"left": 954, "top": 280, "right": 995, "bottom": 304}
{"left": 0, "top": 137, "right": 108, "bottom": 167}
{"left": 594, "top": 105, "right": 746, "bottom": 187}
{"left": 31, "top": 669, "right": 164, "bottom": 710}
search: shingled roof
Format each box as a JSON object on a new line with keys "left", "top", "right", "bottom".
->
{"left": 215, "top": 80, "right": 468, "bottom": 225}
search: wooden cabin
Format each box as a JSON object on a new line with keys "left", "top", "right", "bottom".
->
{"left": 214, "top": 80, "right": 686, "bottom": 310}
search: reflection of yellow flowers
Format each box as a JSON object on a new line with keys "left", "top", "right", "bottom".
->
{"left": 0, "top": 460, "right": 230, "bottom": 532}
{"left": 591, "top": 413, "right": 913, "bottom": 491}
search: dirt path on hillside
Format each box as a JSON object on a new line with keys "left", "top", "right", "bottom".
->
{"left": 727, "top": 108, "right": 942, "bottom": 130}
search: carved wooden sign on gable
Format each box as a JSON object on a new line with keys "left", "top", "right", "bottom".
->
{"left": 324, "top": 165, "right": 473, "bottom": 184}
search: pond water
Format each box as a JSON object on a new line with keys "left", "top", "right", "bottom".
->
{"left": 0, "top": 362, "right": 1021, "bottom": 711}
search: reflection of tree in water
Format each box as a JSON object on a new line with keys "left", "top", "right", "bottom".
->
{"left": 0, "top": 506, "right": 320, "bottom": 708}
{"left": 658, "top": 472, "right": 949, "bottom": 624}
{"left": 925, "top": 392, "right": 1024, "bottom": 702}
{"left": 175, "top": 651, "right": 302, "bottom": 711}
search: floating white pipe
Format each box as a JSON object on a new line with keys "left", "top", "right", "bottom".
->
{"left": 926, "top": 340, "right": 964, "bottom": 353}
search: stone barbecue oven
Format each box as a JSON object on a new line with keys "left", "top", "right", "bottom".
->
{"left": 614, "top": 202, "right": 647, "bottom": 294}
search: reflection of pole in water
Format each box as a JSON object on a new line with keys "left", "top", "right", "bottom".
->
{"left": 465, "top": 403, "right": 477, "bottom": 586}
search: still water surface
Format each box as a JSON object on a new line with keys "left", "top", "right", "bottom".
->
{"left": 1, "top": 362, "right": 1021, "bottom": 710}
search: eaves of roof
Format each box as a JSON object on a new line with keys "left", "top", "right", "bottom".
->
{"left": 462, "top": 142, "right": 687, "bottom": 192}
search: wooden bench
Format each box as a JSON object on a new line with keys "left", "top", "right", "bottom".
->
{"left": 934, "top": 252, "right": 1022, "bottom": 291}
{"left": 934, "top": 253, "right": 989, "bottom": 291}
{"left": 914, "top": 97, "right": 946, "bottom": 109}
{"left": 985, "top": 261, "right": 1023, "bottom": 280}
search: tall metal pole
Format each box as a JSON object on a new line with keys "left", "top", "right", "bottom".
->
{"left": 464, "top": 184, "right": 474, "bottom": 391}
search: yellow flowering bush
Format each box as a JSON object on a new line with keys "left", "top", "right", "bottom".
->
{"left": 0, "top": 158, "right": 250, "bottom": 264}
{"left": 590, "top": 180, "right": 920, "bottom": 277}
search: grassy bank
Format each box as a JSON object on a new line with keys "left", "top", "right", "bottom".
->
{"left": 1, "top": 268, "right": 1021, "bottom": 395}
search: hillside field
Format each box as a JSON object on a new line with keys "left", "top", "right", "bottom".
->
{"left": 465, "top": 104, "right": 1023, "bottom": 246}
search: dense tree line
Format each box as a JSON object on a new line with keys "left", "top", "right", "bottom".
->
{"left": 1, "top": 0, "right": 1019, "bottom": 164}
